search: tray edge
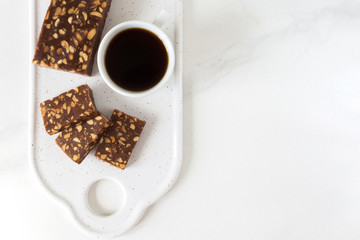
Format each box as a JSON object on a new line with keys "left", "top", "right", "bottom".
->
{"left": 28, "top": 0, "right": 184, "bottom": 238}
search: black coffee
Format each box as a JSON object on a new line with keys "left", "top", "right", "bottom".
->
{"left": 105, "top": 28, "right": 169, "bottom": 92}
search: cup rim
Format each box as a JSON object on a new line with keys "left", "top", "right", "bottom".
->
{"left": 97, "top": 20, "right": 175, "bottom": 98}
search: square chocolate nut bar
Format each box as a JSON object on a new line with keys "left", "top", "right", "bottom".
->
{"left": 55, "top": 114, "right": 111, "bottom": 164}
{"left": 32, "top": 0, "right": 112, "bottom": 76}
{"left": 40, "top": 84, "right": 97, "bottom": 135}
{"left": 95, "top": 110, "right": 146, "bottom": 170}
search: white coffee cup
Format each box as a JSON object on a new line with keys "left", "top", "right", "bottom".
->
{"left": 97, "top": 19, "right": 175, "bottom": 98}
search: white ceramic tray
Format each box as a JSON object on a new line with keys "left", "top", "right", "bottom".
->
{"left": 29, "top": 0, "right": 182, "bottom": 238}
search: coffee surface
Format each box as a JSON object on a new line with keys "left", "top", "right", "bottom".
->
{"left": 105, "top": 28, "right": 168, "bottom": 91}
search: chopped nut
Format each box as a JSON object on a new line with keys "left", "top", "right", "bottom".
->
{"left": 60, "top": 40, "right": 70, "bottom": 53}
{"left": 72, "top": 95, "right": 79, "bottom": 102}
{"left": 53, "top": 7, "right": 62, "bottom": 19}
{"left": 92, "top": 0, "right": 101, "bottom": 5}
{"left": 73, "top": 137, "right": 81, "bottom": 143}
{"left": 87, "top": 119, "right": 94, "bottom": 125}
{"left": 87, "top": 28, "right": 96, "bottom": 40}
{"left": 90, "top": 11, "right": 102, "bottom": 18}
{"left": 133, "top": 136, "right": 139, "bottom": 142}
{"left": 68, "top": 6, "right": 75, "bottom": 14}
{"left": 76, "top": 125, "right": 82, "bottom": 132}
{"left": 75, "top": 32, "right": 82, "bottom": 41}
{"left": 61, "top": 7, "right": 66, "bottom": 16}
{"left": 54, "top": 18, "right": 60, "bottom": 27}
{"left": 82, "top": 12, "right": 88, "bottom": 20}
{"left": 56, "top": 48, "right": 63, "bottom": 55}
{"left": 69, "top": 45, "right": 75, "bottom": 53}
{"left": 81, "top": 52, "right": 88, "bottom": 61}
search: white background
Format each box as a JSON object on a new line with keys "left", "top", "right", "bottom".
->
{"left": 2, "top": 0, "right": 360, "bottom": 239}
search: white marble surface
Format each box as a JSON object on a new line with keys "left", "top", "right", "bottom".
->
{"left": 2, "top": 0, "right": 360, "bottom": 239}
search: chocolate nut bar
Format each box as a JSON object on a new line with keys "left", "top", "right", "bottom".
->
{"left": 95, "top": 110, "right": 146, "bottom": 170}
{"left": 32, "top": 0, "right": 112, "bottom": 76}
{"left": 56, "top": 114, "right": 111, "bottom": 164}
{"left": 40, "top": 84, "right": 97, "bottom": 135}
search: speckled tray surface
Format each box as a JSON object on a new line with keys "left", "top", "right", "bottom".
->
{"left": 29, "top": 0, "right": 182, "bottom": 238}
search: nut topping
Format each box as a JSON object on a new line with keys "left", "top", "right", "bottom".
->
{"left": 53, "top": 7, "right": 62, "bottom": 19}
{"left": 94, "top": 110, "right": 146, "bottom": 170}
{"left": 90, "top": 11, "right": 102, "bottom": 18}
{"left": 87, "top": 28, "right": 96, "bottom": 40}
{"left": 55, "top": 112, "right": 111, "bottom": 164}
{"left": 39, "top": 84, "right": 97, "bottom": 135}
{"left": 33, "top": 0, "right": 113, "bottom": 76}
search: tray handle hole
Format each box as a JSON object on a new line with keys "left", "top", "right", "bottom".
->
{"left": 87, "top": 179, "right": 125, "bottom": 216}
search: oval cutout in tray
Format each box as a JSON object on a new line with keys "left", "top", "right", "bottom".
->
{"left": 29, "top": 0, "right": 183, "bottom": 237}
